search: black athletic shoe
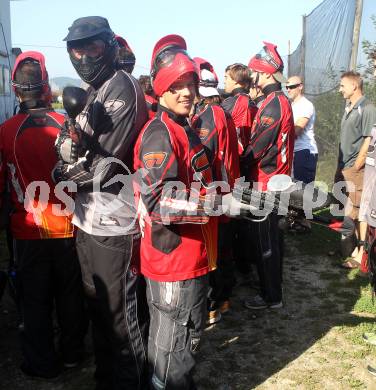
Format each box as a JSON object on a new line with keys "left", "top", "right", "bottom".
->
{"left": 244, "top": 294, "right": 283, "bottom": 310}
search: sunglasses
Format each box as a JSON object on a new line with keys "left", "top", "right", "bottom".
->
{"left": 286, "top": 83, "right": 301, "bottom": 90}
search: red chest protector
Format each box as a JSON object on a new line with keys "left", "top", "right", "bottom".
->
{"left": 134, "top": 110, "right": 218, "bottom": 281}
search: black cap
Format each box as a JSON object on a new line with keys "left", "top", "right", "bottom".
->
{"left": 63, "top": 16, "right": 113, "bottom": 42}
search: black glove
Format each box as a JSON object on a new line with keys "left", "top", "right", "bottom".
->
{"left": 55, "top": 120, "right": 91, "bottom": 164}
{"left": 55, "top": 130, "right": 78, "bottom": 164}
{"left": 51, "top": 160, "right": 65, "bottom": 183}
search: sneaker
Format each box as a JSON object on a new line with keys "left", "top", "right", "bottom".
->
{"left": 363, "top": 332, "right": 376, "bottom": 346}
{"left": 207, "top": 310, "right": 221, "bottom": 325}
{"left": 269, "top": 301, "right": 283, "bottom": 309}
{"left": 244, "top": 294, "right": 283, "bottom": 310}
{"left": 367, "top": 365, "right": 376, "bottom": 377}
{"left": 219, "top": 300, "right": 230, "bottom": 314}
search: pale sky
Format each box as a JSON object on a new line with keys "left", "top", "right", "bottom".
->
{"left": 9, "top": 0, "right": 375, "bottom": 83}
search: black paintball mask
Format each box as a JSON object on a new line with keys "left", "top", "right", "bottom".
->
{"left": 67, "top": 33, "right": 117, "bottom": 87}
{"left": 64, "top": 16, "right": 117, "bottom": 87}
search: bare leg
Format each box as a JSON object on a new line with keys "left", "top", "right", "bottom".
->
{"left": 351, "top": 221, "right": 360, "bottom": 258}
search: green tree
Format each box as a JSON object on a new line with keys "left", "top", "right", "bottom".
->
{"left": 361, "top": 15, "right": 376, "bottom": 79}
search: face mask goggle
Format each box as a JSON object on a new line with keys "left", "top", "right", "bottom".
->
{"left": 151, "top": 47, "right": 190, "bottom": 79}
{"left": 199, "top": 79, "right": 218, "bottom": 88}
{"left": 255, "top": 47, "right": 281, "bottom": 71}
{"left": 68, "top": 39, "right": 106, "bottom": 61}
{"left": 11, "top": 59, "right": 48, "bottom": 91}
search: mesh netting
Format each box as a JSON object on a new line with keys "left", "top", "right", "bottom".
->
{"left": 288, "top": 0, "right": 376, "bottom": 185}
{"left": 288, "top": 0, "right": 356, "bottom": 97}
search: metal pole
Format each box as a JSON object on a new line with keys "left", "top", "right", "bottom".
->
{"left": 301, "top": 15, "right": 306, "bottom": 82}
{"left": 350, "top": 0, "right": 364, "bottom": 71}
{"left": 287, "top": 40, "right": 291, "bottom": 78}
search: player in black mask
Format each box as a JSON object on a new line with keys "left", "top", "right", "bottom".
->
{"left": 64, "top": 16, "right": 118, "bottom": 88}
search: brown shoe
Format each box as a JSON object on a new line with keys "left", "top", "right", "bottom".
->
{"left": 207, "top": 310, "right": 221, "bottom": 325}
{"left": 219, "top": 300, "right": 231, "bottom": 314}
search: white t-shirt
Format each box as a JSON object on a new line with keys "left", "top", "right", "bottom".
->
{"left": 292, "top": 96, "right": 318, "bottom": 154}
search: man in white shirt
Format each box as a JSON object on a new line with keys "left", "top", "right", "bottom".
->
{"left": 287, "top": 76, "right": 318, "bottom": 184}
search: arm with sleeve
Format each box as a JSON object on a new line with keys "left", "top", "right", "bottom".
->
{"left": 137, "top": 121, "right": 210, "bottom": 225}
{"left": 353, "top": 102, "right": 376, "bottom": 170}
{"left": 59, "top": 75, "right": 141, "bottom": 189}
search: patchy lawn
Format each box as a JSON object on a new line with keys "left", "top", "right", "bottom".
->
{"left": 1, "top": 223, "right": 376, "bottom": 389}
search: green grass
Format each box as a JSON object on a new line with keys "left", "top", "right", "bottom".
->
{"left": 288, "top": 227, "right": 337, "bottom": 256}
{"left": 52, "top": 102, "right": 63, "bottom": 109}
{"left": 315, "top": 155, "right": 337, "bottom": 187}
{"left": 288, "top": 219, "right": 376, "bottom": 316}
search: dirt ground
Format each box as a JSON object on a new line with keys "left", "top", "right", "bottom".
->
{"left": 1, "top": 225, "right": 376, "bottom": 390}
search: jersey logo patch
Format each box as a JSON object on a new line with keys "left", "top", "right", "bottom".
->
{"left": 191, "top": 149, "right": 212, "bottom": 188}
{"left": 195, "top": 128, "right": 210, "bottom": 140}
{"left": 143, "top": 152, "right": 167, "bottom": 169}
{"left": 103, "top": 99, "right": 125, "bottom": 115}
{"left": 261, "top": 116, "right": 275, "bottom": 126}
{"left": 192, "top": 149, "right": 210, "bottom": 171}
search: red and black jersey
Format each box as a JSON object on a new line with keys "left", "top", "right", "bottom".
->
{"left": 242, "top": 84, "right": 295, "bottom": 190}
{"left": 192, "top": 103, "right": 240, "bottom": 189}
{"left": 221, "top": 88, "right": 257, "bottom": 155}
{"left": 0, "top": 103, "right": 74, "bottom": 239}
{"left": 134, "top": 106, "right": 217, "bottom": 282}
{"left": 145, "top": 94, "right": 158, "bottom": 119}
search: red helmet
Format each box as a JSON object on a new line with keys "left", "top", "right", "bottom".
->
{"left": 248, "top": 41, "right": 284, "bottom": 74}
{"left": 151, "top": 35, "right": 197, "bottom": 96}
{"left": 193, "top": 57, "right": 219, "bottom": 83}
{"left": 150, "top": 34, "right": 187, "bottom": 68}
{"left": 12, "top": 51, "right": 49, "bottom": 92}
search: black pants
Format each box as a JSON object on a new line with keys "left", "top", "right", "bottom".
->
{"left": 146, "top": 274, "right": 208, "bottom": 390}
{"left": 249, "top": 214, "right": 282, "bottom": 303}
{"left": 208, "top": 222, "right": 236, "bottom": 310}
{"left": 76, "top": 229, "right": 149, "bottom": 390}
{"left": 233, "top": 219, "right": 255, "bottom": 274}
{"left": 14, "top": 238, "right": 88, "bottom": 377}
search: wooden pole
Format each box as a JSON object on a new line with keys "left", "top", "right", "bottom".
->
{"left": 350, "top": 0, "right": 364, "bottom": 71}
{"left": 301, "top": 15, "right": 306, "bottom": 82}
